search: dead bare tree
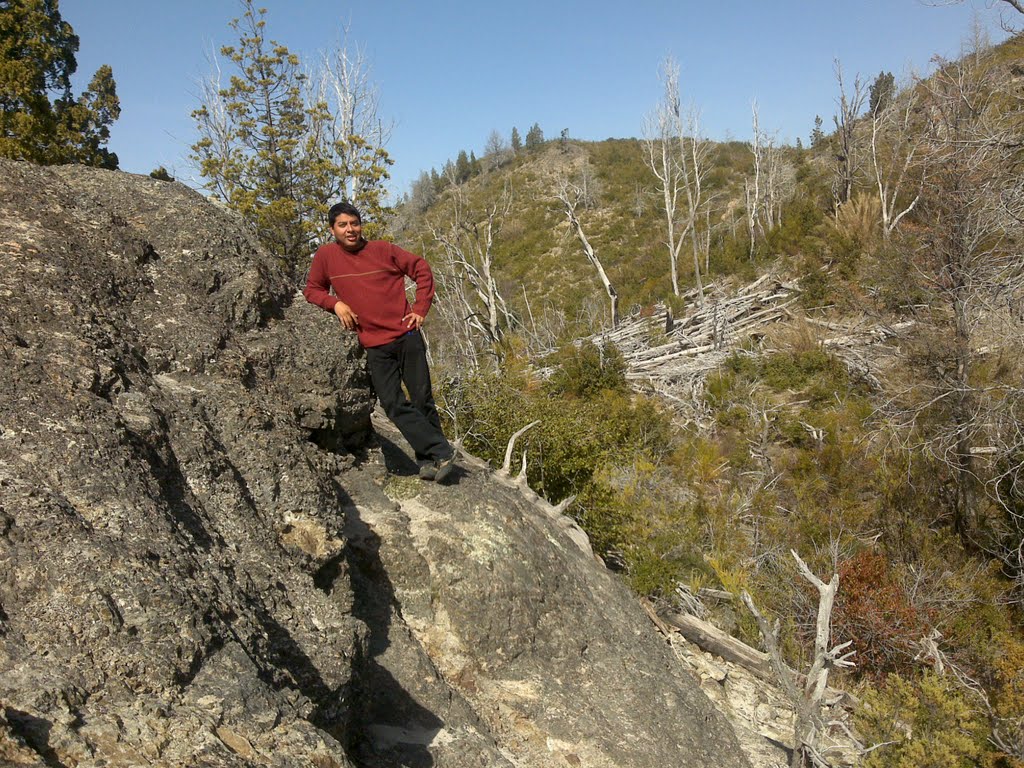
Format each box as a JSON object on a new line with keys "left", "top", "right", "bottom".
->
{"left": 869, "top": 76, "right": 927, "bottom": 240}
{"left": 632, "top": 182, "right": 648, "bottom": 218}
{"left": 879, "top": 54, "right": 1024, "bottom": 552}
{"left": 642, "top": 57, "right": 712, "bottom": 302}
{"left": 926, "top": 0, "right": 1023, "bottom": 28}
{"left": 745, "top": 102, "right": 792, "bottom": 256}
{"left": 313, "top": 28, "right": 393, "bottom": 209}
{"left": 577, "top": 159, "right": 602, "bottom": 209}
{"left": 742, "top": 551, "right": 856, "bottom": 768}
{"left": 763, "top": 138, "right": 793, "bottom": 233}
{"left": 832, "top": 61, "right": 868, "bottom": 213}
{"left": 557, "top": 179, "right": 620, "bottom": 328}
{"left": 431, "top": 180, "right": 518, "bottom": 367}
{"left": 745, "top": 103, "right": 765, "bottom": 257}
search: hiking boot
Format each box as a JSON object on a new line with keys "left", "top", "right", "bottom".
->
{"left": 432, "top": 452, "right": 457, "bottom": 483}
{"left": 417, "top": 459, "right": 437, "bottom": 480}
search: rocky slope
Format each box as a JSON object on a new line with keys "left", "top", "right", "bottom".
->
{"left": 0, "top": 160, "right": 750, "bottom": 767}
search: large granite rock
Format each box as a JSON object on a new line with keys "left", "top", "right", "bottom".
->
{"left": 0, "top": 160, "right": 750, "bottom": 767}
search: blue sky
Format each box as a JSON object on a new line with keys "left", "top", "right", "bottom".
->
{"left": 61, "top": 1, "right": 1013, "bottom": 200}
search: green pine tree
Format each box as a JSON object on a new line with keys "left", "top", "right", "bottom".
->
{"left": 0, "top": 0, "right": 120, "bottom": 167}
{"left": 810, "top": 115, "right": 825, "bottom": 148}
{"left": 191, "top": 0, "right": 391, "bottom": 261}
{"left": 869, "top": 71, "right": 896, "bottom": 115}
{"left": 455, "top": 149, "right": 471, "bottom": 182}
{"left": 58, "top": 63, "right": 120, "bottom": 167}
{"left": 525, "top": 122, "right": 544, "bottom": 149}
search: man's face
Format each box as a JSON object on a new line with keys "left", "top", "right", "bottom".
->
{"left": 330, "top": 213, "right": 362, "bottom": 251}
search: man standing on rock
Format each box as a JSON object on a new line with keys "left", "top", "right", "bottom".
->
{"left": 304, "top": 202, "right": 457, "bottom": 482}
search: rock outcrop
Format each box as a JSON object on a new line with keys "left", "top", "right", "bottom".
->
{"left": 0, "top": 160, "right": 750, "bottom": 767}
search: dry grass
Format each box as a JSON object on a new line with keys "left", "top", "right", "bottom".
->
{"left": 279, "top": 516, "right": 343, "bottom": 559}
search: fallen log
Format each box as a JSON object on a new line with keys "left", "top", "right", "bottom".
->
{"left": 656, "top": 609, "right": 859, "bottom": 708}
{"left": 660, "top": 609, "right": 776, "bottom": 682}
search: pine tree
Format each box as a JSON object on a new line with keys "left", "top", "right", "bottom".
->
{"left": 191, "top": 2, "right": 309, "bottom": 259}
{"left": 510, "top": 126, "right": 521, "bottom": 153}
{"left": 407, "top": 169, "right": 435, "bottom": 213}
{"left": 810, "top": 115, "right": 825, "bottom": 148}
{"left": 191, "top": 1, "right": 390, "bottom": 261}
{"left": 58, "top": 63, "right": 119, "bottom": 167}
{"left": 0, "top": 0, "right": 120, "bottom": 166}
{"left": 525, "top": 122, "right": 544, "bottom": 149}
{"left": 454, "top": 149, "right": 471, "bottom": 182}
{"left": 869, "top": 71, "right": 896, "bottom": 115}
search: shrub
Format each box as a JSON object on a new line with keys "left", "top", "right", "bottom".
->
{"left": 445, "top": 361, "right": 673, "bottom": 505}
{"left": 833, "top": 550, "right": 929, "bottom": 677}
{"left": 546, "top": 340, "right": 628, "bottom": 398}
{"left": 857, "top": 672, "right": 992, "bottom": 768}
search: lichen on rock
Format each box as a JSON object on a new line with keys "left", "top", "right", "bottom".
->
{"left": 0, "top": 159, "right": 750, "bottom": 768}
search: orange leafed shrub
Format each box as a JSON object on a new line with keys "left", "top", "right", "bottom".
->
{"left": 833, "top": 550, "right": 930, "bottom": 678}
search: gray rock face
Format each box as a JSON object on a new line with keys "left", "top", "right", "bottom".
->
{"left": 0, "top": 160, "right": 749, "bottom": 767}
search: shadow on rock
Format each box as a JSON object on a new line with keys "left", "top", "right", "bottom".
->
{"left": 4, "top": 708, "right": 64, "bottom": 768}
{"left": 344, "top": 507, "right": 444, "bottom": 768}
{"left": 375, "top": 433, "right": 465, "bottom": 486}
{"left": 373, "top": 433, "right": 419, "bottom": 478}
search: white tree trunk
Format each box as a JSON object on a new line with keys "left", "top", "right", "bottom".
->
{"left": 557, "top": 180, "right": 619, "bottom": 328}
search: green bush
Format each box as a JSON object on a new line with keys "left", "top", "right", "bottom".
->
{"left": 546, "top": 340, "right": 628, "bottom": 398}
{"left": 857, "top": 673, "right": 992, "bottom": 768}
{"left": 444, "top": 362, "right": 673, "bottom": 505}
{"left": 763, "top": 195, "right": 826, "bottom": 258}
{"left": 761, "top": 347, "right": 842, "bottom": 391}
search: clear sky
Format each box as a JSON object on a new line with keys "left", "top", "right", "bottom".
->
{"left": 61, "top": 1, "right": 1014, "bottom": 200}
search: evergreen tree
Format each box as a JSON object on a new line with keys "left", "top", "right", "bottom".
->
{"left": 810, "top": 115, "right": 825, "bottom": 148}
{"left": 525, "top": 122, "right": 544, "bottom": 149}
{"left": 407, "top": 169, "right": 435, "bottom": 213}
{"left": 869, "top": 70, "right": 896, "bottom": 115}
{"left": 59, "top": 63, "right": 119, "bottom": 167}
{"left": 0, "top": 0, "right": 120, "bottom": 166}
{"left": 192, "top": 2, "right": 309, "bottom": 259}
{"left": 191, "top": 1, "right": 390, "bottom": 261}
{"left": 510, "top": 125, "right": 521, "bottom": 153}
{"left": 454, "top": 149, "right": 471, "bottom": 182}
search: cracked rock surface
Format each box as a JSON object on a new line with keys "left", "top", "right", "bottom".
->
{"left": 0, "top": 159, "right": 749, "bottom": 768}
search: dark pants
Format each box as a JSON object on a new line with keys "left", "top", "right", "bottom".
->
{"left": 365, "top": 330, "right": 452, "bottom": 462}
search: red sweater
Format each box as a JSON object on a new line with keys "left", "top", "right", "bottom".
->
{"left": 303, "top": 239, "right": 435, "bottom": 348}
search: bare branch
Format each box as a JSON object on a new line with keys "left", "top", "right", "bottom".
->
{"left": 499, "top": 420, "right": 540, "bottom": 476}
{"left": 642, "top": 58, "right": 712, "bottom": 300}
{"left": 742, "top": 552, "right": 853, "bottom": 768}
{"left": 556, "top": 179, "right": 620, "bottom": 328}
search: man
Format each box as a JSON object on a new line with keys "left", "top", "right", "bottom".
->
{"left": 304, "top": 202, "right": 456, "bottom": 482}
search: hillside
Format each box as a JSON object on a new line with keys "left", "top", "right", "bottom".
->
{"left": 391, "top": 33, "right": 1024, "bottom": 768}
{"left": 396, "top": 137, "right": 769, "bottom": 322}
